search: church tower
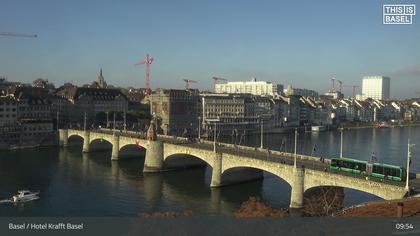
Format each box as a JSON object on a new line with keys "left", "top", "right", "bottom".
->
{"left": 97, "top": 68, "right": 107, "bottom": 88}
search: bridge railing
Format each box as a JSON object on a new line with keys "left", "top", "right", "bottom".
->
{"left": 198, "top": 139, "right": 331, "bottom": 164}
{"left": 93, "top": 128, "right": 191, "bottom": 143}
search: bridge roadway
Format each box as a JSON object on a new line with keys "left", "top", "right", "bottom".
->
{"left": 59, "top": 128, "right": 409, "bottom": 209}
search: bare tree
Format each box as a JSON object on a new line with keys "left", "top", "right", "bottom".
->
{"left": 304, "top": 186, "right": 345, "bottom": 216}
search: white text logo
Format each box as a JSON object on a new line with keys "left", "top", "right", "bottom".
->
{"left": 383, "top": 4, "right": 416, "bottom": 24}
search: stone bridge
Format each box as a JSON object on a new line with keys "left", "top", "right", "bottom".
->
{"left": 59, "top": 129, "right": 408, "bottom": 209}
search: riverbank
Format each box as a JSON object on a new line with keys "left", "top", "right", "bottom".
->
{"left": 335, "top": 196, "right": 420, "bottom": 217}
{"left": 0, "top": 132, "right": 58, "bottom": 151}
{"left": 342, "top": 122, "right": 420, "bottom": 130}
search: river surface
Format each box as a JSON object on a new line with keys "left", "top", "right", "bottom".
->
{"left": 0, "top": 126, "right": 419, "bottom": 216}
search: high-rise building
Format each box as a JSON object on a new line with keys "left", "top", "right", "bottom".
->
{"left": 215, "top": 78, "right": 283, "bottom": 96}
{"left": 362, "top": 76, "right": 390, "bottom": 100}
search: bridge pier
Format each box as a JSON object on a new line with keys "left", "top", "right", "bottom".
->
{"left": 143, "top": 141, "right": 164, "bottom": 172}
{"left": 290, "top": 167, "right": 305, "bottom": 209}
{"left": 210, "top": 153, "right": 222, "bottom": 187}
{"left": 59, "top": 129, "right": 69, "bottom": 147}
{"left": 111, "top": 135, "right": 120, "bottom": 161}
{"left": 82, "top": 131, "right": 90, "bottom": 153}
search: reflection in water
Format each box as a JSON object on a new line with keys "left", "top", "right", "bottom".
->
{"left": 0, "top": 126, "right": 419, "bottom": 216}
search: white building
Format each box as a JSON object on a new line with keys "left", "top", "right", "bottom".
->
{"left": 215, "top": 78, "right": 283, "bottom": 96}
{"left": 283, "top": 85, "right": 319, "bottom": 98}
{"left": 324, "top": 91, "right": 344, "bottom": 100}
{"left": 362, "top": 76, "right": 390, "bottom": 100}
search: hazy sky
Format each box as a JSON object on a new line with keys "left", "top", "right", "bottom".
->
{"left": 0, "top": 0, "right": 419, "bottom": 98}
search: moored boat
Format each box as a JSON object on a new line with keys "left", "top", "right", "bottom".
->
{"left": 11, "top": 190, "right": 40, "bottom": 202}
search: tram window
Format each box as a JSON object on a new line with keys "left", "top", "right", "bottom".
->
{"left": 373, "top": 165, "right": 384, "bottom": 174}
{"left": 389, "top": 168, "right": 399, "bottom": 177}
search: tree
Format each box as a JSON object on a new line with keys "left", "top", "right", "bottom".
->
{"left": 303, "top": 186, "right": 345, "bottom": 216}
{"left": 32, "top": 78, "right": 55, "bottom": 89}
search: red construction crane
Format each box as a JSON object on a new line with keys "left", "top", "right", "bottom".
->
{"left": 212, "top": 77, "right": 227, "bottom": 92}
{"left": 0, "top": 32, "right": 37, "bottom": 38}
{"left": 183, "top": 79, "right": 197, "bottom": 90}
{"left": 134, "top": 54, "right": 154, "bottom": 96}
{"left": 344, "top": 85, "right": 360, "bottom": 98}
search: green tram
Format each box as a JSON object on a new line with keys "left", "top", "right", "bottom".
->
{"left": 330, "top": 157, "right": 405, "bottom": 181}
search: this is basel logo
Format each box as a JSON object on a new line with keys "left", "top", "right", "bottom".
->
{"left": 383, "top": 4, "right": 416, "bottom": 24}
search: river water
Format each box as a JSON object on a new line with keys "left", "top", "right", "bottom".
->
{"left": 0, "top": 126, "right": 419, "bottom": 216}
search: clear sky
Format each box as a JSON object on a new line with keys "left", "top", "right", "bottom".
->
{"left": 0, "top": 0, "right": 419, "bottom": 98}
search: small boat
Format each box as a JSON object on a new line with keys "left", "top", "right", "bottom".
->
{"left": 311, "top": 126, "right": 327, "bottom": 132}
{"left": 377, "top": 122, "right": 391, "bottom": 129}
{"left": 11, "top": 190, "right": 40, "bottom": 203}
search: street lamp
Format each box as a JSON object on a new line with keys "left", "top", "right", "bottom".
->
{"left": 406, "top": 139, "right": 415, "bottom": 191}
{"left": 106, "top": 111, "right": 109, "bottom": 128}
{"left": 294, "top": 128, "right": 298, "bottom": 168}
{"left": 259, "top": 116, "right": 264, "bottom": 149}
{"left": 198, "top": 116, "right": 201, "bottom": 141}
{"left": 56, "top": 110, "right": 59, "bottom": 131}
{"left": 123, "top": 111, "right": 127, "bottom": 132}
{"left": 113, "top": 112, "right": 116, "bottom": 135}
{"left": 340, "top": 128, "right": 343, "bottom": 157}
{"left": 84, "top": 112, "right": 87, "bottom": 131}
{"left": 206, "top": 117, "right": 220, "bottom": 152}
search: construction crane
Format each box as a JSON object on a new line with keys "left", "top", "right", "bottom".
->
{"left": 183, "top": 79, "right": 197, "bottom": 90}
{"left": 331, "top": 77, "right": 336, "bottom": 91}
{"left": 134, "top": 54, "right": 154, "bottom": 96}
{"left": 344, "top": 85, "right": 360, "bottom": 98}
{"left": 212, "top": 77, "right": 227, "bottom": 92}
{"left": 337, "top": 80, "right": 343, "bottom": 93}
{"left": 0, "top": 32, "right": 37, "bottom": 38}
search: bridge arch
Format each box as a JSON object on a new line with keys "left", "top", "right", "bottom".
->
{"left": 89, "top": 138, "right": 113, "bottom": 151}
{"left": 163, "top": 144, "right": 216, "bottom": 169}
{"left": 304, "top": 182, "right": 394, "bottom": 200}
{"left": 118, "top": 144, "right": 147, "bottom": 159}
{"left": 220, "top": 154, "right": 295, "bottom": 187}
{"left": 303, "top": 171, "right": 407, "bottom": 200}
{"left": 89, "top": 137, "right": 113, "bottom": 146}
{"left": 119, "top": 141, "right": 148, "bottom": 152}
{"left": 221, "top": 165, "right": 293, "bottom": 188}
{"left": 164, "top": 153, "right": 212, "bottom": 170}
{"left": 68, "top": 134, "right": 84, "bottom": 141}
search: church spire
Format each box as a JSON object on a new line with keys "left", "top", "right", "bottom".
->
{"left": 97, "top": 68, "right": 107, "bottom": 88}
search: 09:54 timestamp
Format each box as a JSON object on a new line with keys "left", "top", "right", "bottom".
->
{"left": 395, "top": 223, "right": 414, "bottom": 230}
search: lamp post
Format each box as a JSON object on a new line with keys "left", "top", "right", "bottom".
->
{"left": 84, "top": 112, "right": 87, "bottom": 131}
{"left": 294, "top": 128, "right": 298, "bottom": 168}
{"left": 113, "top": 112, "right": 116, "bottom": 135}
{"left": 123, "top": 111, "right": 127, "bottom": 132}
{"left": 206, "top": 118, "right": 220, "bottom": 152}
{"left": 213, "top": 122, "right": 217, "bottom": 152}
{"left": 56, "top": 110, "right": 59, "bottom": 130}
{"left": 406, "top": 139, "right": 415, "bottom": 191}
{"left": 260, "top": 116, "right": 264, "bottom": 149}
{"left": 340, "top": 127, "right": 344, "bottom": 158}
{"left": 198, "top": 116, "right": 201, "bottom": 141}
